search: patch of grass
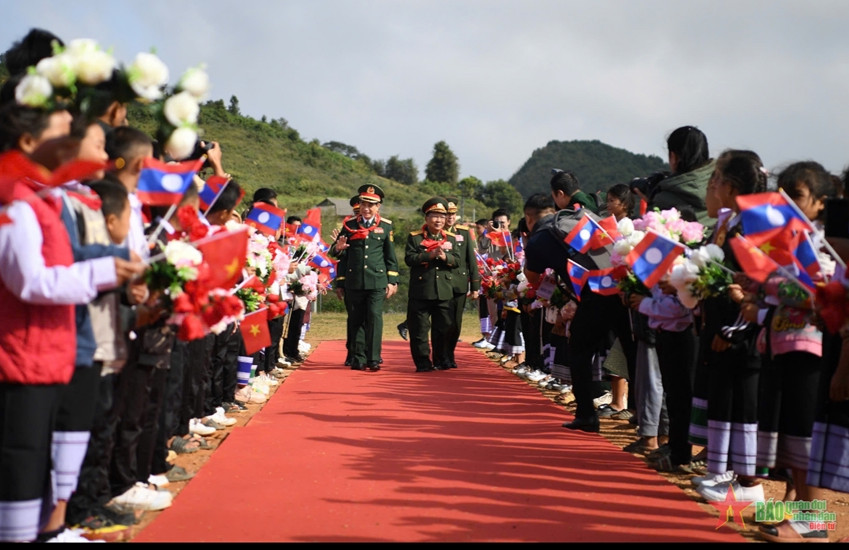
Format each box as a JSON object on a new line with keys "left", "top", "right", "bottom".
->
{"left": 305, "top": 310, "right": 483, "bottom": 344}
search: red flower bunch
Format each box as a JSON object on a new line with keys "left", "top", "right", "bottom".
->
{"left": 265, "top": 293, "right": 288, "bottom": 318}
{"left": 173, "top": 205, "right": 210, "bottom": 242}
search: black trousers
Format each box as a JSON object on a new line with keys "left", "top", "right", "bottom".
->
{"left": 345, "top": 288, "right": 385, "bottom": 366}
{"left": 283, "top": 308, "right": 306, "bottom": 359}
{"left": 206, "top": 323, "right": 238, "bottom": 416}
{"left": 445, "top": 292, "right": 467, "bottom": 366}
{"left": 656, "top": 327, "right": 698, "bottom": 466}
{"left": 67, "top": 370, "right": 120, "bottom": 524}
{"left": 568, "top": 292, "right": 624, "bottom": 419}
{"left": 521, "top": 306, "right": 544, "bottom": 370}
{"left": 110, "top": 360, "right": 156, "bottom": 497}
{"left": 259, "top": 317, "right": 285, "bottom": 374}
{"left": 136, "top": 367, "right": 168, "bottom": 483}
{"left": 180, "top": 335, "right": 214, "bottom": 430}
{"left": 408, "top": 296, "right": 452, "bottom": 369}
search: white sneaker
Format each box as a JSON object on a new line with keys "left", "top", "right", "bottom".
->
{"left": 691, "top": 470, "right": 735, "bottom": 488}
{"left": 108, "top": 482, "right": 172, "bottom": 512}
{"left": 46, "top": 527, "right": 104, "bottom": 543}
{"left": 189, "top": 418, "right": 216, "bottom": 436}
{"left": 235, "top": 385, "right": 267, "bottom": 404}
{"left": 277, "top": 357, "right": 292, "bottom": 367}
{"left": 560, "top": 384, "right": 573, "bottom": 394}
{"left": 527, "top": 371, "right": 548, "bottom": 383}
{"left": 697, "top": 480, "right": 765, "bottom": 503}
{"left": 482, "top": 342, "right": 496, "bottom": 351}
{"left": 148, "top": 474, "right": 170, "bottom": 488}
{"left": 298, "top": 341, "right": 311, "bottom": 353}
{"left": 472, "top": 339, "right": 488, "bottom": 349}
{"left": 593, "top": 391, "right": 613, "bottom": 408}
{"left": 251, "top": 377, "right": 270, "bottom": 395}
{"left": 537, "top": 375, "right": 555, "bottom": 387}
{"left": 212, "top": 407, "right": 237, "bottom": 427}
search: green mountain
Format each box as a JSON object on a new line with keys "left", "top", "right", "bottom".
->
{"left": 509, "top": 139, "right": 668, "bottom": 200}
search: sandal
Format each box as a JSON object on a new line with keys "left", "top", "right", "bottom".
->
{"left": 645, "top": 444, "right": 670, "bottom": 460}
{"left": 597, "top": 404, "right": 623, "bottom": 418}
{"left": 611, "top": 409, "right": 635, "bottom": 421}
{"left": 169, "top": 436, "right": 199, "bottom": 454}
{"left": 759, "top": 520, "right": 829, "bottom": 543}
{"left": 189, "top": 433, "right": 213, "bottom": 449}
{"left": 649, "top": 454, "right": 696, "bottom": 474}
{"left": 623, "top": 439, "right": 657, "bottom": 454}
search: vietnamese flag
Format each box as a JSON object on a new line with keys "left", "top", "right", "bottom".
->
{"left": 240, "top": 308, "right": 271, "bottom": 355}
{"left": 729, "top": 234, "right": 782, "bottom": 283}
{"left": 137, "top": 157, "right": 203, "bottom": 206}
{"left": 196, "top": 228, "right": 249, "bottom": 289}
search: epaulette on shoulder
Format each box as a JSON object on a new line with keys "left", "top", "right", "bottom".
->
{"left": 381, "top": 218, "right": 392, "bottom": 225}
{"left": 446, "top": 230, "right": 456, "bottom": 237}
{"left": 455, "top": 224, "right": 469, "bottom": 230}
{"left": 411, "top": 229, "right": 423, "bottom": 236}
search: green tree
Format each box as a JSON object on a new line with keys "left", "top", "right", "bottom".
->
{"left": 228, "top": 95, "right": 241, "bottom": 116}
{"left": 384, "top": 155, "right": 418, "bottom": 185}
{"left": 477, "top": 179, "right": 524, "bottom": 217}
{"left": 424, "top": 140, "right": 459, "bottom": 185}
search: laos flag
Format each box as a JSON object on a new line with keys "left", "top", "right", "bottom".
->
{"left": 566, "top": 259, "right": 588, "bottom": 301}
{"left": 625, "top": 230, "right": 686, "bottom": 288}
{"left": 564, "top": 214, "right": 605, "bottom": 254}
{"left": 737, "top": 191, "right": 812, "bottom": 240}
{"left": 297, "top": 208, "right": 322, "bottom": 241}
{"left": 198, "top": 175, "right": 230, "bottom": 213}
{"left": 137, "top": 158, "right": 203, "bottom": 206}
{"left": 245, "top": 202, "right": 286, "bottom": 236}
{"left": 586, "top": 267, "right": 620, "bottom": 296}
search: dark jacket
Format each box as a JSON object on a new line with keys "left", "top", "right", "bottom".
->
{"left": 405, "top": 230, "right": 460, "bottom": 301}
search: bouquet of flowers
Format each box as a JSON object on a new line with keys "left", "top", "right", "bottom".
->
{"left": 289, "top": 270, "right": 320, "bottom": 301}
{"left": 815, "top": 277, "right": 849, "bottom": 334}
{"left": 667, "top": 244, "right": 732, "bottom": 308}
{"left": 611, "top": 208, "right": 706, "bottom": 296}
{"left": 144, "top": 239, "right": 244, "bottom": 341}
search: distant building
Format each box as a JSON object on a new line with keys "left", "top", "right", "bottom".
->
{"left": 316, "top": 197, "right": 355, "bottom": 220}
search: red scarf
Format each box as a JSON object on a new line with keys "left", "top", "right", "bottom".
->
{"left": 420, "top": 225, "right": 446, "bottom": 251}
{"left": 347, "top": 215, "right": 381, "bottom": 240}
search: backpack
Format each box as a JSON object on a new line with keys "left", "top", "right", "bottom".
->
{"left": 545, "top": 208, "right": 613, "bottom": 271}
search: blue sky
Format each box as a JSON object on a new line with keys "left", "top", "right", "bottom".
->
{"left": 4, "top": 0, "right": 848, "bottom": 185}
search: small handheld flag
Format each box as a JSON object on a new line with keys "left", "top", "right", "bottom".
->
{"left": 245, "top": 203, "right": 286, "bottom": 236}
{"left": 137, "top": 158, "right": 203, "bottom": 206}
{"left": 625, "top": 230, "right": 686, "bottom": 288}
{"left": 240, "top": 308, "right": 271, "bottom": 355}
{"left": 567, "top": 259, "right": 588, "bottom": 301}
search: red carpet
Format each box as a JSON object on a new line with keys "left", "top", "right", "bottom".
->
{"left": 134, "top": 340, "right": 744, "bottom": 542}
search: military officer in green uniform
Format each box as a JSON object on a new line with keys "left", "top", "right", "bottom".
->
{"left": 442, "top": 196, "right": 481, "bottom": 369}
{"left": 333, "top": 184, "right": 399, "bottom": 371}
{"left": 405, "top": 197, "right": 461, "bottom": 372}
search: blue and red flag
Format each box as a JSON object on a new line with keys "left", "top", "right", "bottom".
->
{"left": 297, "top": 208, "right": 322, "bottom": 241}
{"left": 791, "top": 230, "right": 821, "bottom": 284}
{"left": 564, "top": 214, "right": 608, "bottom": 254}
{"left": 198, "top": 175, "right": 229, "bottom": 213}
{"left": 245, "top": 202, "right": 286, "bottom": 236}
{"left": 308, "top": 250, "right": 335, "bottom": 270}
{"left": 737, "top": 191, "right": 813, "bottom": 240}
{"left": 625, "top": 230, "right": 686, "bottom": 288}
{"left": 566, "top": 259, "right": 588, "bottom": 301}
{"left": 137, "top": 158, "right": 203, "bottom": 206}
{"left": 586, "top": 267, "right": 620, "bottom": 296}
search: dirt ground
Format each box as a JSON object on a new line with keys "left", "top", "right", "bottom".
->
{"left": 120, "top": 317, "right": 849, "bottom": 543}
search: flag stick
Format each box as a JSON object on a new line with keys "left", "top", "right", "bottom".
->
{"left": 146, "top": 203, "right": 179, "bottom": 247}
{"left": 778, "top": 187, "right": 846, "bottom": 269}
{"left": 202, "top": 176, "right": 230, "bottom": 218}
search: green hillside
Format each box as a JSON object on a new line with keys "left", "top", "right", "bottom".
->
{"left": 509, "top": 139, "right": 668, "bottom": 200}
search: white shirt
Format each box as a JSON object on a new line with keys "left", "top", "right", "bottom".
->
{"left": 0, "top": 198, "right": 116, "bottom": 305}
{"left": 125, "top": 192, "right": 150, "bottom": 261}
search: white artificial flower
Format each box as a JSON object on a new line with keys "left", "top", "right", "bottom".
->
{"left": 224, "top": 220, "right": 244, "bottom": 232}
{"left": 689, "top": 246, "right": 711, "bottom": 269}
{"left": 617, "top": 217, "right": 635, "bottom": 237}
{"left": 15, "top": 74, "right": 52, "bottom": 108}
{"left": 74, "top": 48, "right": 116, "bottom": 85}
{"left": 627, "top": 230, "right": 646, "bottom": 249}
{"left": 613, "top": 238, "right": 634, "bottom": 257}
{"left": 35, "top": 54, "right": 75, "bottom": 88}
{"left": 179, "top": 65, "right": 210, "bottom": 100}
{"left": 164, "top": 240, "right": 202, "bottom": 268}
{"left": 703, "top": 243, "right": 725, "bottom": 263}
{"left": 165, "top": 127, "right": 198, "bottom": 160}
{"left": 668, "top": 262, "right": 699, "bottom": 291}
{"left": 64, "top": 38, "right": 100, "bottom": 57}
{"left": 163, "top": 91, "right": 199, "bottom": 127}
{"left": 127, "top": 52, "right": 169, "bottom": 101}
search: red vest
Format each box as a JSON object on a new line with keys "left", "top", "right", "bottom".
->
{"left": 0, "top": 178, "right": 76, "bottom": 385}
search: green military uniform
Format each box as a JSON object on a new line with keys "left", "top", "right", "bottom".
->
{"left": 334, "top": 185, "right": 399, "bottom": 370}
{"left": 330, "top": 195, "right": 363, "bottom": 366}
{"left": 405, "top": 198, "right": 461, "bottom": 372}
{"left": 444, "top": 197, "right": 482, "bottom": 368}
